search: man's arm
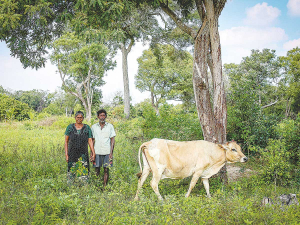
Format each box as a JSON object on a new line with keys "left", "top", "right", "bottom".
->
{"left": 109, "top": 136, "right": 115, "bottom": 160}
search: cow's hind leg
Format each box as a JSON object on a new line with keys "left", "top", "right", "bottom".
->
{"left": 185, "top": 172, "right": 202, "bottom": 198}
{"left": 202, "top": 178, "right": 211, "bottom": 198}
{"left": 150, "top": 171, "right": 163, "bottom": 200}
{"left": 134, "top": 166, "right": 150, "bottom": 201}
{"left": 143, "top": 148, "right": 164, "bottom": 200}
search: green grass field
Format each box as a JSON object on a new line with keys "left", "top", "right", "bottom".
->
{"left": 0, "top": 120, "right": 299, "bottom": 224}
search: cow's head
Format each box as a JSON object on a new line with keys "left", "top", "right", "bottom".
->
{"left": 219, "top": 141, "right": 248, "bottom": 163}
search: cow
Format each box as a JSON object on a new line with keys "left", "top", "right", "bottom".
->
{"left": 134, "top": 138, "right": 247, "bottom": 200}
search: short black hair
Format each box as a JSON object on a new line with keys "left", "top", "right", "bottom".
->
{"left": 97, "top": 109, "right": 107, "bottom": 116}
{"left": 75, "top": 111, "right": 84, "bottom": 118}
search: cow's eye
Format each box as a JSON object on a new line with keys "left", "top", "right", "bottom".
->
{"left": 232, "top": 148, "right": 237, "bottom": 152}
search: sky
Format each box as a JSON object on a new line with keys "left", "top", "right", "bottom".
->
{"left": 0, "top": 0, "right": 300, "bottom": 104}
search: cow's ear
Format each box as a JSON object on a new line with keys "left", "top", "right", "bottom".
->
{"left": 218, "top": 144, "right": 230, "bottom": 151}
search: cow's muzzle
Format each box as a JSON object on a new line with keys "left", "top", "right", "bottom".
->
{"left": 241, "top": 157, "right": 248, "bottom": 162}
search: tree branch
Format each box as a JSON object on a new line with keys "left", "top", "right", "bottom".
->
{"left": 127, "top": 37, "right": 134, "bottom": 53}
{"left": 194, "top": 17, "right": 207, "bottom": 40}
{"left": 159, "top": 2, "right": 197, "bottom": 39}
{"left": 149, "top": 12, "right": 168, "bottom": 28}
{"left": 262, "top": 100, "right": 278, "bottom": 109}
{"left": 195, "top": 0, "right": 205, "bottom": 21}
{"left": 214, "top": 0, "right": 227, "bottom": 17}
{"left": 58, "top": 62, "right": 80, "bottom": 99}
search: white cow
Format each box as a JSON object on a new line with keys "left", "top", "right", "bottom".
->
{"left": 134, "top": 138, "right": 247, "bottom": 200}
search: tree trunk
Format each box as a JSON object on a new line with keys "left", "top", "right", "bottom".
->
{"left": 121, "top": 39, "right": 134, "bottom": 119}
{"left": 85, "top": 104, "right": 92, "bottom": 122}
{"left": 161, "top": 0, "right": 228, "bottom": 184}
{"left": 205, "top": 0, "right": 228, "bottom": 183}
{"left": 193, "top": 24, "right": 217, "bottom": 143}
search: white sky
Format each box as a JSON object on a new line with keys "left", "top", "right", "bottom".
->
{"left": 0, "top": 0, "right": 300, "bottom": 104}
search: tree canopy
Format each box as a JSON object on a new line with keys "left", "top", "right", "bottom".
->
{"left": 135, "top": 44, "right": 193, "bottom": 113}
{"left": 50, "top": 30, "right": 116, "bottom": 120}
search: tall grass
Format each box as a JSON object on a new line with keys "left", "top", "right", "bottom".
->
{"left": 0, "top": 119, "right": 299, "bottom": 224}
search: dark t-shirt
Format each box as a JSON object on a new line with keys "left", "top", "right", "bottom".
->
{"left": 65, "top": 124, "right": 93, "bottom": 138}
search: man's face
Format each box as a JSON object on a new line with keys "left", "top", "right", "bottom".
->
{"left": 98, "top": 112, "right": 106, "bottom": 123}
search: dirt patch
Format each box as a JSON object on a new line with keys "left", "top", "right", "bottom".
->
{"left": 227, "top": 164, "right": 253, "bottom": 182}
{"left": 38, "top": 117, "right": 57, "bottom": 127}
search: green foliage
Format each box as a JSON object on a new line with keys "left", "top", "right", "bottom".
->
{"left": 135, "top": 44, "right": 194, "bottom": 111}
{"left": 253, "top": 140, "right": 292, "bottom": 186}
{"left": 225, "top": 49, "right": 283, "bottom": 150}
{"left": 13, "top": 89, "right": 49, "bottom": 112}
{"left": 275, "top": 116, "right": 300, "bottom": 185}
{"left": 110, "top": 105, "right": 125, "bottom": 119}
{"left": 139, "top": 101, "right": 203, "bottom": 141}
{"left": 251, "top": 115, "right": 300, "bottom": 185}
{"left": 0, "top": 0, "right": 72, "bottom": 69}
{"left": 0, "top": 93, "right": 32, "bottom": 121}
{"left": 280, "top": 47, "right": 300, "bottom": 114}
{"left": 51, "top": 116, "right": 76, "bottom": 130}
{"left": 50, "top": 29, "right": 116, "bottom": 120}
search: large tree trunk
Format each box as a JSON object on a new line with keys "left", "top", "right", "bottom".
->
{"left": 193, "top": 24, "right": 217, "bottom": 143}
{"left": 205, "top": 0, "right": 227, "bottom": 183}
{"left": 161, "top": 0, "right": 228, "bottom": 184}
{"left": 120, "top": 39, "right": 134, "bottom": 119}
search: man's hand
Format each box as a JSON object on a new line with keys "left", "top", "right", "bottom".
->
{"left": 65, "top": 155, "right": 69, "bottom": 162}
{"left": 109, "top": 153, "right": 113, "bottom": 161}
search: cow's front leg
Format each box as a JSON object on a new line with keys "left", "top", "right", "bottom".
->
{"left": 185, "top": 172, "right": 202, "bottom": 198}
{"left": 202, "top": 178, "right": 211, "bottom": 198}
{"left": 134, "top": 167, "right": 150, "bottom": 201}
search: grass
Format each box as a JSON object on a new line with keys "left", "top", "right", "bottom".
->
{"left": 0, "top": 119, "right": 299, "bottom": 224}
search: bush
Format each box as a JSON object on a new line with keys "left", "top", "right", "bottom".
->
{"left": 227, "top": 105, "right": 278, "bottom": 153}
{"left": 140, "top": 102, "right": 203, "bottom": 141}
{"left": 253, "top": 140, "right": 292, "bottom": 186}
{"left": 252, "top": 114, "right": 300, "bottom": 185}
{"left": 0, "top": 94, "right": 32, "bottom": 121}
{"left": 51, "top": 116, "right": 76, "bottom": 129}
{"left": 276, "top": 115, "right": 300, "bottom": 166}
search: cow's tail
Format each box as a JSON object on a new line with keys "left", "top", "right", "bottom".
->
{"left": 136, "top": 143, "right": 147, "bottom": 179}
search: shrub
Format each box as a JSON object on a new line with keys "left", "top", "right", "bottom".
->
{"left": 227, "top": 105, "right": 278, "bottom": 153}
{"left": 51, "top": 116, "right": 76, "bottom": 129}
{"left": 276, "top": 115, "right": 300, "bottom": 166}
{"left": 254, "top": 140, "right": 292, "bottom": 186}
{"left": 0, "top": 94, "right": 32, "bottom": 121}
{"left": 140, "top": 102, "right": 203, "bottom": 141}
{"left": 252, "top": 115, "right": 300, "bottom": 185}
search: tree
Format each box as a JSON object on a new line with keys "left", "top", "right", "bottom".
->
{"left": 0, "top": 0, "right": 74, "bottom": 69}
{"left": 131, "top": 1, "right": 228, "bottom": 148}
{"left": 43, "top": 90, "right": 79, "bottom": 116}
{"left": 135, "top": 44, "right": 193, "bottom": 114}
{"left": 13, "top": 89, "right": 49, "bottom": 112}
{"left": 280, "top": 47, "right": 300, "bottom": 116}
{"left": 0, "top": 94, "right": 31, "bottom": 121}
{"left": 120, "top": 10, "right": 158, "bottom": 119}
{"left": 1, "top": 1, "right": 158, "bottom": 119}
{"left": 75, "top": 2, "right": 159, "bottom": 119}
{"left": 50, "top": 30, "right": 116, "bottom": 121}
{"left": 226, "top": 49, "right": 282, "bottom": 108}
{"left": 225, "top": 49, "right": 282, "bottom": 149}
